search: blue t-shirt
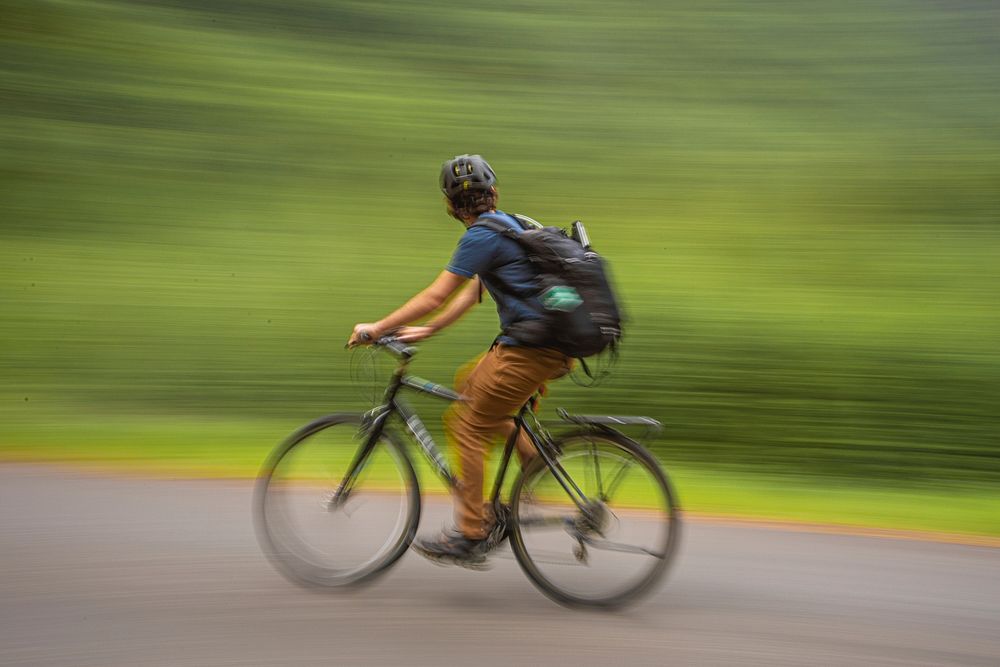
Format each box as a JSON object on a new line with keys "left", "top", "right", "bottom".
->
{"left": 445, "top": 211, "right": 544, "bottom": 344}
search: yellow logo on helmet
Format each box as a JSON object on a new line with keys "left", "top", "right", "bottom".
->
{"left": 463, "top": 181, "right": 469, "bottom": 190}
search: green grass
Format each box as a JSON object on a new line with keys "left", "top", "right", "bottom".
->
{"left": 2, "top": 0, "right": 999, "bottom": 535}
{"left": 3, "top": 412, "right": 999, "bottom": 537}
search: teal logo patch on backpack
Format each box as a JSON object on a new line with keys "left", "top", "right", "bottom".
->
{"left": 541, "top": 285, "right": 583, "bottom": 312}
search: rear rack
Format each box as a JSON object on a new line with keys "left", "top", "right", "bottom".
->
{"left": 555, "top": 408, "right": 662, "bottom": 435}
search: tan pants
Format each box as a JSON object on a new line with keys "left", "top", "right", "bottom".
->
{"left": 444, "top": 344, "right": 572, "bottom": 539}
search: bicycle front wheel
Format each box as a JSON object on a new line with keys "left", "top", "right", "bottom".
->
{"left": 254, "top": 414, "right": 420, "bottom": 589}
{"left": 510, "top": 431, "right": 680, "bottom": 608}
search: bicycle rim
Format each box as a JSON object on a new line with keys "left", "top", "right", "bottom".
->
{"left": 511, "top": 432, "right": 680, "bottom": 608}
{"left": 254, "top": 415, "right": 419, "bottom": 588}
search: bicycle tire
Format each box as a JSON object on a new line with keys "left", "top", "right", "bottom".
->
{"left": 253, "top": 413, "right": 420, "bottom": 589}
{"left": 509, "top": 430, "right": 680, "bottom": 609}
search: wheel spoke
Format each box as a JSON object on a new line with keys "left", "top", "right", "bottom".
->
{"left": 590, "top": 439, "right": 604, "bottom": 500}
{"left": 603, "top": 459, "right": 634, "bottom": 502}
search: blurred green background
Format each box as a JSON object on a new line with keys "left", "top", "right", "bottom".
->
{"left": 2, "top": 0, "right": 998, "bottom": 534}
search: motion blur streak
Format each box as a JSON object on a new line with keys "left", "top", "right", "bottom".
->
{"left": 2, "top": 2, "right": 998, "bottom": 542}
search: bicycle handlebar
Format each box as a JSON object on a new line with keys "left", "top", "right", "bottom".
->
{"left": 349, "top": 331, "right": 416, "bottom": 360}
{"left": 377, "top": 336, "right": 416, "bottom": 359}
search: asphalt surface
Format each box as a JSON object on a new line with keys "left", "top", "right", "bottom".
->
{"left": 2, "top": 464, "right": 999, "bottom": 666}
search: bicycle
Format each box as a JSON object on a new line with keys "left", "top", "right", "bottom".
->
{"left": 253, "top": 337, "right": 681, "bottom": 608}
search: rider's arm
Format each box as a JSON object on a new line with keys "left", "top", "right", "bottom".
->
{"left": 351, "top": 226, "right": 495, "bottom": 345}
{"left": 371, "top": 270, "right": 468, "bottom": 335}
{"left": 425, "top": 277, "right": 482, "bottom": 332}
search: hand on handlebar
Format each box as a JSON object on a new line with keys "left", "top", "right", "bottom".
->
{"left": 347, "top": 322, "right": 380, "bottom": 348}
{"left": 395, "top": 326, "right": 435, "bottom": 343}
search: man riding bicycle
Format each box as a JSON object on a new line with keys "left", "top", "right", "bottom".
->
{"left": 348, "top": 154, "right": 572, "bottom": 566}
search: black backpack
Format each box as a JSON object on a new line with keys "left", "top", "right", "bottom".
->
{"left": 473, "top": 213, "right": 623, "bottom": 359}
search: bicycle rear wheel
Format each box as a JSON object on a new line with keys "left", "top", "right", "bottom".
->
{"left": 254, "top": 414, "right": 419, "bottom": 589}
{"left": 510, "top": 431, "right": 680, "bottom": 608}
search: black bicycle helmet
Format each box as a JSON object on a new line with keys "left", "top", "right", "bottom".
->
{"left": 440, "top": 154, "right": 496, "bottom": 199}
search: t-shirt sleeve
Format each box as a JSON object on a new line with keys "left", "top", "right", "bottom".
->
{"left": 445, "top": 227, "right": 497, "bottom": 278}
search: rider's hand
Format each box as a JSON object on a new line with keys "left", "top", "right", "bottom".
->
{"left": 396, "top": 326, "right": 435, "bottom": 343}
{"left": 348, "top": 322, "right": 381, "bottom": 347}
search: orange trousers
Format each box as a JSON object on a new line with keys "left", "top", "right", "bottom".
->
{"left": 444, "top": 344, "right": 572, "bottom": 539}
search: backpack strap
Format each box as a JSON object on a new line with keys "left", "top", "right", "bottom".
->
{"left": 470, "top": 218, "right": 517, "bottom": 236}
{"left": 470, "top": 214, "right": 526, "bottom": 302}
{"left": 470, "top": 213, "right": 524, "bottom": 237}
{"left": 468, "top": 213, "right": 536, "bottom": 307}
{"left": 510, "top": 213, "right": 543, "bottom": 230}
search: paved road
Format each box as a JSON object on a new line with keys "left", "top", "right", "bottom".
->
{"left": 2, "top": 465, "right": 999, "bottom": 666}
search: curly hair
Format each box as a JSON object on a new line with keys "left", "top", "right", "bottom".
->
{"left": 448, "top": 187, "right": 498, "bottom": 221}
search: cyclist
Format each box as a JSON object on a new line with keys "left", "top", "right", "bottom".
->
{"left": 348, "top": 154, "right": 571, "bottom": 566}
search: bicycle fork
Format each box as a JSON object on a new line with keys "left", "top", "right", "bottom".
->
{"left": 326, "top": 406, "right": 393, "bottom": 509}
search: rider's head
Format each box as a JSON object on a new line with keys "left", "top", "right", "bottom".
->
{"left": 440, "top": 154, "right": 498, "bottom": 223}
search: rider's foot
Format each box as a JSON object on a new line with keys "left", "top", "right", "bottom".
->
{"left": 412, "top": 527, "right": 490, "bottom": 570}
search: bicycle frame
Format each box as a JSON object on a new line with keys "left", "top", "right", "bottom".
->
{"left": 334, "top": 349, "right": 596, "bottom": 516}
